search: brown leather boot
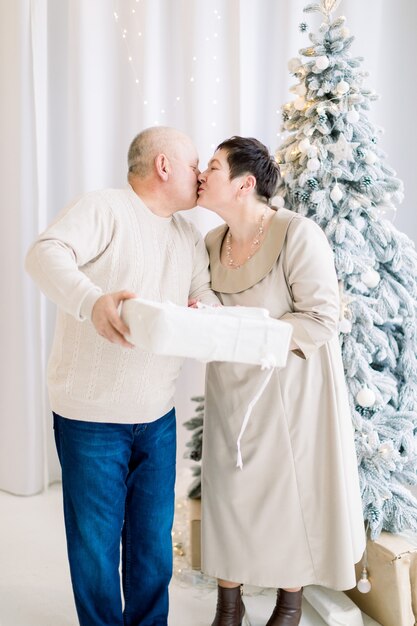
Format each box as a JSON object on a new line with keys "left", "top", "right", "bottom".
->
{"left": 265, "top": 588, "right": 303, "bottom": 626}
{"left": 211, "top": 585, "right": 249, "bottom": 626}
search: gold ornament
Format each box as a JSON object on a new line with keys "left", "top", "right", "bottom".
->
{"left": 301, "top": 47, "right": 317, "bottom": 57}
{"left": 173, "top": 542, "right": 185, "bottom": 557}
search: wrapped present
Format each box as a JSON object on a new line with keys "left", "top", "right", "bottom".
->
{"left": 304, "top": 585, "right": 381, "bottom": 626}
{"left": 346, "top": 531, "right": 417, "bottom": 626}
{"left": 304, "top": 585, "right": 364, "bottom": 625}
{"left": 188, "top": 497, "right": 201, "bottom": 570}
{"left": 121, "top": 298, "right": 292, "bottom": 367}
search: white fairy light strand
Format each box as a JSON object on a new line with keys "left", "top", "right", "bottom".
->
{"left": 112, "top": 0, "right": 223, "bottom": 129}
{"left": 113, "top": 0, "right": 141, "bottom": 86}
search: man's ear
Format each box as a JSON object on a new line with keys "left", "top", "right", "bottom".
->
{"left": 239, "top": 174, "right": 257, "bottom": 195}
{"left": 155, "top": 153, "right": 170, "bottom": 181}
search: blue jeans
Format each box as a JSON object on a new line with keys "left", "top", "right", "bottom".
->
{"left": 53, "top": 408, "right": 176, "bottom": 626}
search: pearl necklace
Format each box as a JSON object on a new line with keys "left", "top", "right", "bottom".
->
{"left": 225, "top": 208, "right": 267, "bottom": 269}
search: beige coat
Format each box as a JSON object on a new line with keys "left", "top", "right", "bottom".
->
{"left": 201, "top": 208, "right": 366, "bottom": 590}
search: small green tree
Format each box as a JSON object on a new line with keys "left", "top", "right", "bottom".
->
{"left": 183, "top": 396, "right": 204, "bottom": 499}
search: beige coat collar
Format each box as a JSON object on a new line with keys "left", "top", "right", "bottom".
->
{"left": 206, "top": 208, "right": 298, "bottom": 294}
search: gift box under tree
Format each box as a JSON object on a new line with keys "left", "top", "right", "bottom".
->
{"left": 346, "top": 531, "right": 417, "bottom": 626}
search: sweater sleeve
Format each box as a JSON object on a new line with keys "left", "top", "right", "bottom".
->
{"left": 188, "top": 223, "right": 220, "bottom": 305}
{"left": 25, "top": 192, "right": 115, "bottom": 321}
{"left": 280, "top": 217, "right": 340, "bottom": 360}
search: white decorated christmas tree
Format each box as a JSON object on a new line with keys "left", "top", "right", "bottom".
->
{"left": 275, "top": 0, "right": 417, "bottom": 538}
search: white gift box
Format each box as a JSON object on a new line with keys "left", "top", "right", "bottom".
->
{"left": 304, "top": 586, "right": 382, "bottom": 626}
{"left": 121, "top": 298, "right": 293, "bottom": 368}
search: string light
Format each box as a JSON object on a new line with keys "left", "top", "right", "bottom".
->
{"left": 113, "top": 1, "right": 140, "bottom": 85}
{"left": 113, "top": 0, "right": 224, "bottom": 131}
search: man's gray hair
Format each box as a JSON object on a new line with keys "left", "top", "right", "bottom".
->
{"left": 127, "top": 126, "right": 188, "bottom": 178}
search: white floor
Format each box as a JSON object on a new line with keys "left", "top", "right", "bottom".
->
{"left": 0, "top": 483, "right": 375, "bottom": 626}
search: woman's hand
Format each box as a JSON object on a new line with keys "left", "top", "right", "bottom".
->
{"left": 188, "top": 298, "right": 200, "bottom": 308}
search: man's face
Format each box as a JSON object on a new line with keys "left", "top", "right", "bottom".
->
{"left": 168, "top": 139, "right": 200, "bottom": 211}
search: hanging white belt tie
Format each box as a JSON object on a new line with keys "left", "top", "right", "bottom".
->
{"left": 236, "top": 355, "right": 277, "bottom": 470}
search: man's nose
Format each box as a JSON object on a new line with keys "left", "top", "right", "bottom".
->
{"left": 198, "top": 171, "right": 205, "bottom": 183}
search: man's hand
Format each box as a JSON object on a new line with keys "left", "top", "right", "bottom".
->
{"left": 92, "top": 291, "right": 137, "bottom": 348}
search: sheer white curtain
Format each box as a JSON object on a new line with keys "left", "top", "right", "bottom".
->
{"left": 1, "top": 0, "right": 416, "bottom": 495}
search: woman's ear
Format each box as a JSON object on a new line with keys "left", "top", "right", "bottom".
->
{"left": 155, "top": 154, "right": 170, "bottom": 181}
{"left": 239, "top": 175, "right": 257, "bottom": 194}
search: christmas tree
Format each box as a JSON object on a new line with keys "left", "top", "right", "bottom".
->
{"left": 183, "top": 396, "right": 204, "bottom": 499}
{"left": 274, "top": 0, "right": 417, "bottom": 538}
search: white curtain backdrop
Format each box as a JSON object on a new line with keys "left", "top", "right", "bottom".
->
{"left": 1, "top": 0, "right": 416, "bottom": 495}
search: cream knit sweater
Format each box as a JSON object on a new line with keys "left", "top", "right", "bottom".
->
{"left": 25, "top": 186, "right": 218, "bottom": 423}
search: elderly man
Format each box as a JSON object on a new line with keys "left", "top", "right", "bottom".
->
{"left": 25, "top": 127, "right": 218, "bottom": 626}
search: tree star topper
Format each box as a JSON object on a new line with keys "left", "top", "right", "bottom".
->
{"left": 327, "top": 134, "right": 360, "bottom": 165}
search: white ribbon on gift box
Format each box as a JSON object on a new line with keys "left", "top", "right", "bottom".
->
{"left": 121, "top": 298, "right": 293, "bottom": 469}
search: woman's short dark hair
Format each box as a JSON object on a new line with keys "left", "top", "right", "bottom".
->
{"left": 216, "top": 136, "right": 280, "bottom": 201}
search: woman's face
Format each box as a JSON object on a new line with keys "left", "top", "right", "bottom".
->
{"left": 197, "top": 149, "right": 243, "bottom": 213}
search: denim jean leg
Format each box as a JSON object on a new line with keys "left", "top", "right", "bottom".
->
{"left": 122, "top": 408, "right": 177, "bottom": 626}
{"left": 54, "top": 413, "right": 133, "bottom": 626}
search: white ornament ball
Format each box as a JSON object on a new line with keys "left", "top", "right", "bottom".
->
{"left": 357, "top": 576, "right": 372, "bottom": 594}
{"left": 336, "top": 80, "right": 350, "bottom": 95}
{"left": 288, "top": 57, "right": 302, "bottom": 72}
{"left": 307, "top": 146, "right": 318, "bottom": 158}
{"left": 330, "top": 184, "right": 343, "bottom": 203}
{"left": 296, "top": 83, "right": 307, "bottom": 96}
{"left": 339, "top": 318, "right": 352, "bottom": 333}
{"left": 298, "top": 138, "right": 311, "bottom": 152}
{"left": 274, "top": 196, "right": 285, "bottom": 208}
{"left": 347, "top": 109, "right": 360, "bottom": 123}
{"left": 307, "top": 158, "right": 320, "bottom": 172}
{"left": 365, "top": 150, "right": 378, "bottom": 165}
{"left": 294, "top": 97, "right": 305, "bottom": 111}
{"left": 379, "top": 442, "right": 393, "bottom": 456}
{"left": 356, "top": 387, "right": 376, "bottom": 408}
{"left": 354, "top": 216, "right": 366, "bottom": 231}
{"left": 315, "top": 55, "right": 330, "bottom": 70}
{"left": 361, "top": 269, "right": 380, "bottom": 288}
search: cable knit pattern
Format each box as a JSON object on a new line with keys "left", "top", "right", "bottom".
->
{"left": 25, "top": 186, "right": 218, "bottom": 423}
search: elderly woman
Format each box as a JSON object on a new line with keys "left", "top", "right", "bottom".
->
{"left": 197, "top": 137, "right": 365, "bottom": 626}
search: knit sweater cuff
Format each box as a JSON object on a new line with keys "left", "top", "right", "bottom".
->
{"left": 79, "top": 289, "right": 103, "bottom": 321}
